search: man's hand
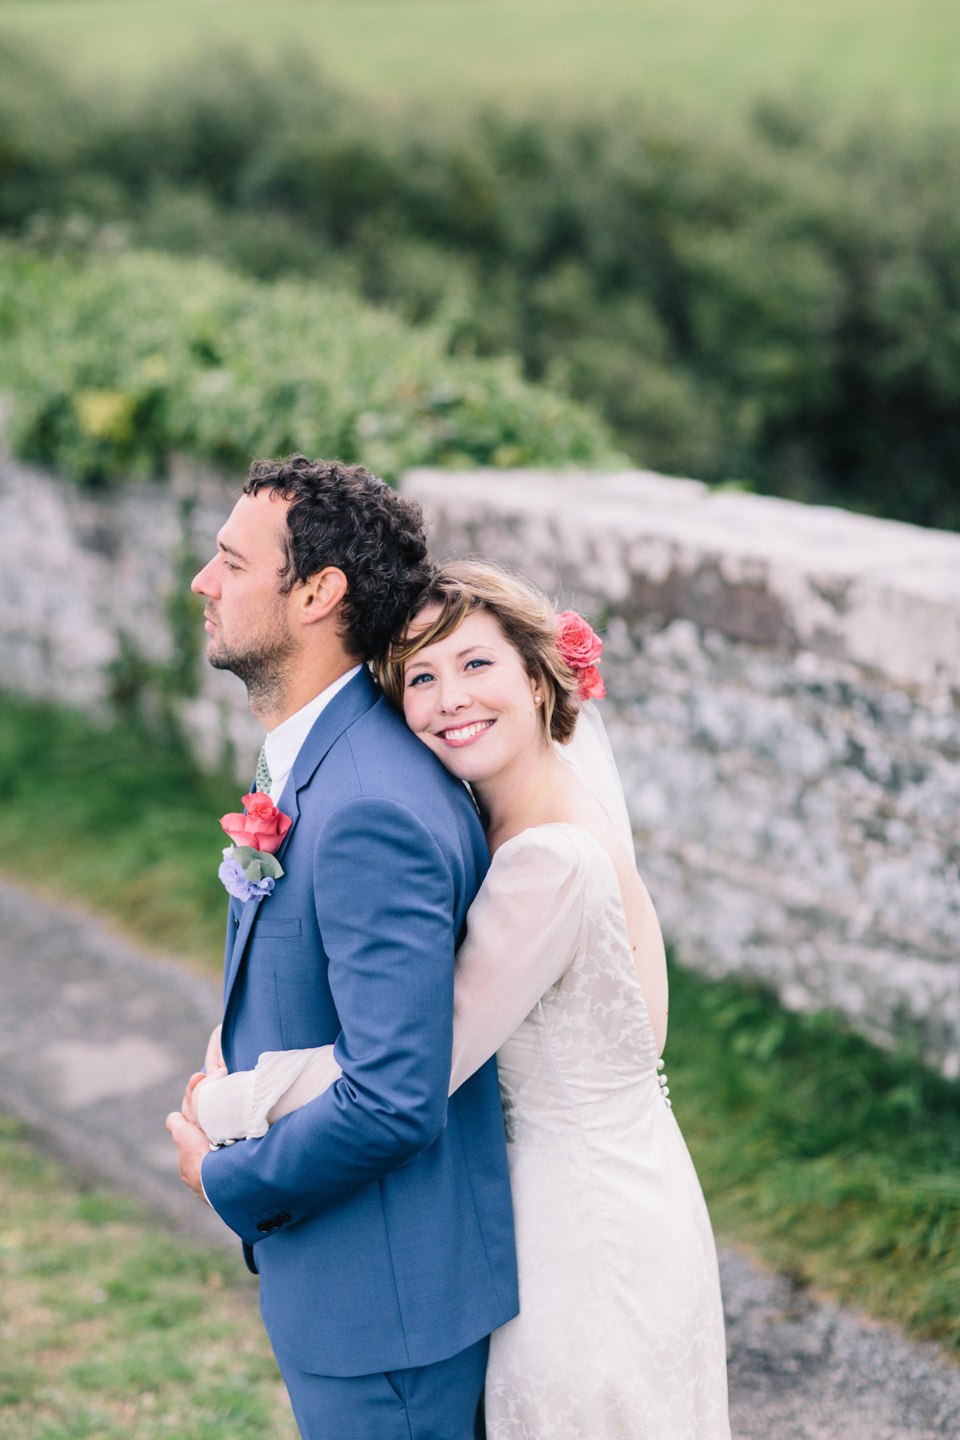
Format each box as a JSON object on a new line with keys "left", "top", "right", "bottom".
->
{"left": 166, "top": 1111, "right": 212, "bottom": 1204}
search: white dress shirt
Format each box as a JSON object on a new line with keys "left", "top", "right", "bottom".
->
{"left": 261, "top": 665, "right": 363, "bottom": 802}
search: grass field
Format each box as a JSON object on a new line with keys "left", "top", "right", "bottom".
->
{"left": 0, "top": 691, "right": 237, "bottom": 971}
{"left": 2, "top": 0, "right": 960, "bottom": 122}
{"left": 668, "top": 966, "right": 960, "bottom": 1351}
{"left": 0, "top": 1115, "right": 298, "bottom": 1440}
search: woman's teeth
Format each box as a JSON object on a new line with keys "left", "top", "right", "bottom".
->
{"left": 442, "top": 719, "right": 495, "bottom": 742}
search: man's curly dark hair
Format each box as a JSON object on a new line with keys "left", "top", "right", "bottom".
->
{"left": 243, "top": 455, "right": 431, "bottom": 662}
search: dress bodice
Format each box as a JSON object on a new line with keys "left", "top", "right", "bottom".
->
{"left": 490, "top": 825, "right": 662, "bottom": 1144}
{"left": 446, "top": 822, "right": 664, "bottom": 1149}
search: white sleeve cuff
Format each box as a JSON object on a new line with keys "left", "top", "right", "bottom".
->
{"left": 196, "top": 1070, "right": 257, "bottom": 1146}
{"left": 195, "top": 1048, "right": 342, "bottom": 1146}
{"left": 199, "top": 1150, "right": 213, "bottom": 1206}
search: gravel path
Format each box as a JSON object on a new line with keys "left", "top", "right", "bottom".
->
{"left": 2, "top": 877, "right": 958, "bottom": 1437}
{"left": 0, "top": 878, "right": 224, "bottom": 1244}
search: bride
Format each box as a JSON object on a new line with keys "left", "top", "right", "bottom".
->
{"left": 189, "top": 560, "right": 731, "bottom": 1440}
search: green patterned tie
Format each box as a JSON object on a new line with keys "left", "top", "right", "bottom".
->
{"left": 254, "top": 745, "right": 272, "bottom": 795}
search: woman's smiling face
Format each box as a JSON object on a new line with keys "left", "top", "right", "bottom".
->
{"left": 402, "top": 607, "right": 545, "bottom": 785}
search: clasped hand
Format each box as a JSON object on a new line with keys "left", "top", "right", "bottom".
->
{"left": 166, "top": 1024, "right": 227, "bottom": 1204}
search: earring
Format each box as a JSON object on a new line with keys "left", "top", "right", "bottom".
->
{"left": 535, "top": 695, "right": 543, "bottom": 705}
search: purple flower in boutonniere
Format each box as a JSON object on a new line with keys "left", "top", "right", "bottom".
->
{"left": 218, "top": 847, "right": 282, "bottom": 903}
{"left": 218, "top": 794, "right": 290, "bottom": 901}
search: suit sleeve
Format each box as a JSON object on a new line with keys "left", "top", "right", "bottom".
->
{"left": 200, "top": 797, "right": 458, "bottom": 1246}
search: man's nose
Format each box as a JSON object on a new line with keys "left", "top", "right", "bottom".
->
{"left": 191, "top": 558, "right": 219, "bottom": 596}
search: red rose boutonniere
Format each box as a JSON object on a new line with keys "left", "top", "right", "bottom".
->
{"left": 221, "top": 792, "right": 292, "bottom": 854}
{"left": 218, "top": 793, "right": 292, "bottom": 902}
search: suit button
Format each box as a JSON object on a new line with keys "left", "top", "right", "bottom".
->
{"left": 256, "top": 1212, "right": 292, "bottom": 1234}
{"left": 234, "top": 917, "right": 240, "bottom": 929}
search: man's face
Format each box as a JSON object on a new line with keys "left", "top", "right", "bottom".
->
{"left": 191, "top": 490, "right": 296, "bottom": 692}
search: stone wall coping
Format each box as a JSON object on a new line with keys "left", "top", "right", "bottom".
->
{"left": 404, "top": 468, "right": 960, "bottom": 690}
{"left": 406, "top": 468, "right": 960, "bottom": 595}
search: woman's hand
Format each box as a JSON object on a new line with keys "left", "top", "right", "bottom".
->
{"left": 182, "top": 1065, "right": 227, "bottom": 1124}
{"left": 203, "top": 1024, "right": 224, "bottom": 1074}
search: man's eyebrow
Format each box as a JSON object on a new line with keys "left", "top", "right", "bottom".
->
{"left": 218, "top": 540, "right": 248, "bottom": 563}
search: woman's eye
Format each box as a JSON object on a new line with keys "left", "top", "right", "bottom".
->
{"left": 408, "top": 671, "right": 435, "bottom": 687}
{"left": 465, "top": 658, "right": 492, "bottom": 671}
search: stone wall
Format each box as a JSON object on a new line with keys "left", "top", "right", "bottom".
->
{"left": 3, "top": 455, "right": 960, "bottom": 1069}
{"left": 0, "top": 457, "right": 261, "bottom": 777}
{"left": 406, "top": 468, "right": 960, "bottom": 1074}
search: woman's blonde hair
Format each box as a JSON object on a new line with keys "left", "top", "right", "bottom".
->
{"left": 377, "top": 560, "right": 580, "bottom": 744}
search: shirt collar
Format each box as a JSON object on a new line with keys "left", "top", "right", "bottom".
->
{"left": 263, "top": 665, "right": 363, "bottom": 799}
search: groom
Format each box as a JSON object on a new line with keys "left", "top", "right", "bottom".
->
{"left": 166, "top": 456, "right": 518, "bottom": 1439}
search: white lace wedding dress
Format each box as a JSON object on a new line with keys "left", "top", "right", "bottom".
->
{"left": 455, "top": 822, "right": 730, "bottom": 1439}
{"left": 197, "top": 705, "right": 731, "bottom": 1439}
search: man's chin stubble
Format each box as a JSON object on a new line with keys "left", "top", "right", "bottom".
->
{"left": 207, "top": 639, "right": 295, "bottom": 714}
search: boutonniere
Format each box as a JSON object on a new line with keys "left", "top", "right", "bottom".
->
{"left": 218, "top": 792, "right": 293, "bottom": 902}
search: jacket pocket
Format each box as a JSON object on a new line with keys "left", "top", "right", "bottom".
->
{"left": 255, "top": 916, "right": 303, "bottom": 939}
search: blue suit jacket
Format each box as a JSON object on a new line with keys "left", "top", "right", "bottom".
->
{"left": 201, "top": 668, "right": 518, "bottom": 1377}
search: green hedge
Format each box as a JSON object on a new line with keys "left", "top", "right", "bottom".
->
{"left": 0, "top": 247, "right": 617, "bottom": 485}
{"left": 4, "top": 43, "right": 960, "bottom": 523}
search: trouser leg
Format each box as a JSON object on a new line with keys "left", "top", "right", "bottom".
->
{"left": 282, "top": 1334, "right": 489, "bottom": 1440}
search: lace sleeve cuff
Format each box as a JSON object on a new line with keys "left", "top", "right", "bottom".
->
{"left": 196, "top": 1070, "right": 256, "bottom": 1146}
{"left": 196, "top": 1047, "right": 343, "bottom": 1144}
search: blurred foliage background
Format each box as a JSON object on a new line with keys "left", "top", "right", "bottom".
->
{"left": 0, "top": 247, "right": 614, "bottom": 484}
{"left": 1, "top": 11, "right": 960, "bottom": 522}
{"left": 2, "top": 0, "right": 960, "bottom": 123}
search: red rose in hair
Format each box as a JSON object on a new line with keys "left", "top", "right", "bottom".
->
{"left": 220, "top": 792, "right": 292, "bottom": 854}
{"left": 577, "top": 663, "right": 606, "bottom": 701}
{"left": 555, "top": 611, "right": 603, "bottom": 669}
{"left": 555, "top": 611, "right": 605, "bottom": 699}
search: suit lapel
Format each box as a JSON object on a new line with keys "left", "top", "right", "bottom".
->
{"left": 221, "top": 667, "right": 378, "bottom": 1020}
{"left": 223, "top": 892, "right": 263, "bottom": 1008}
{"left": 285, "top": 665, "right": 378, "bottom": 811}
